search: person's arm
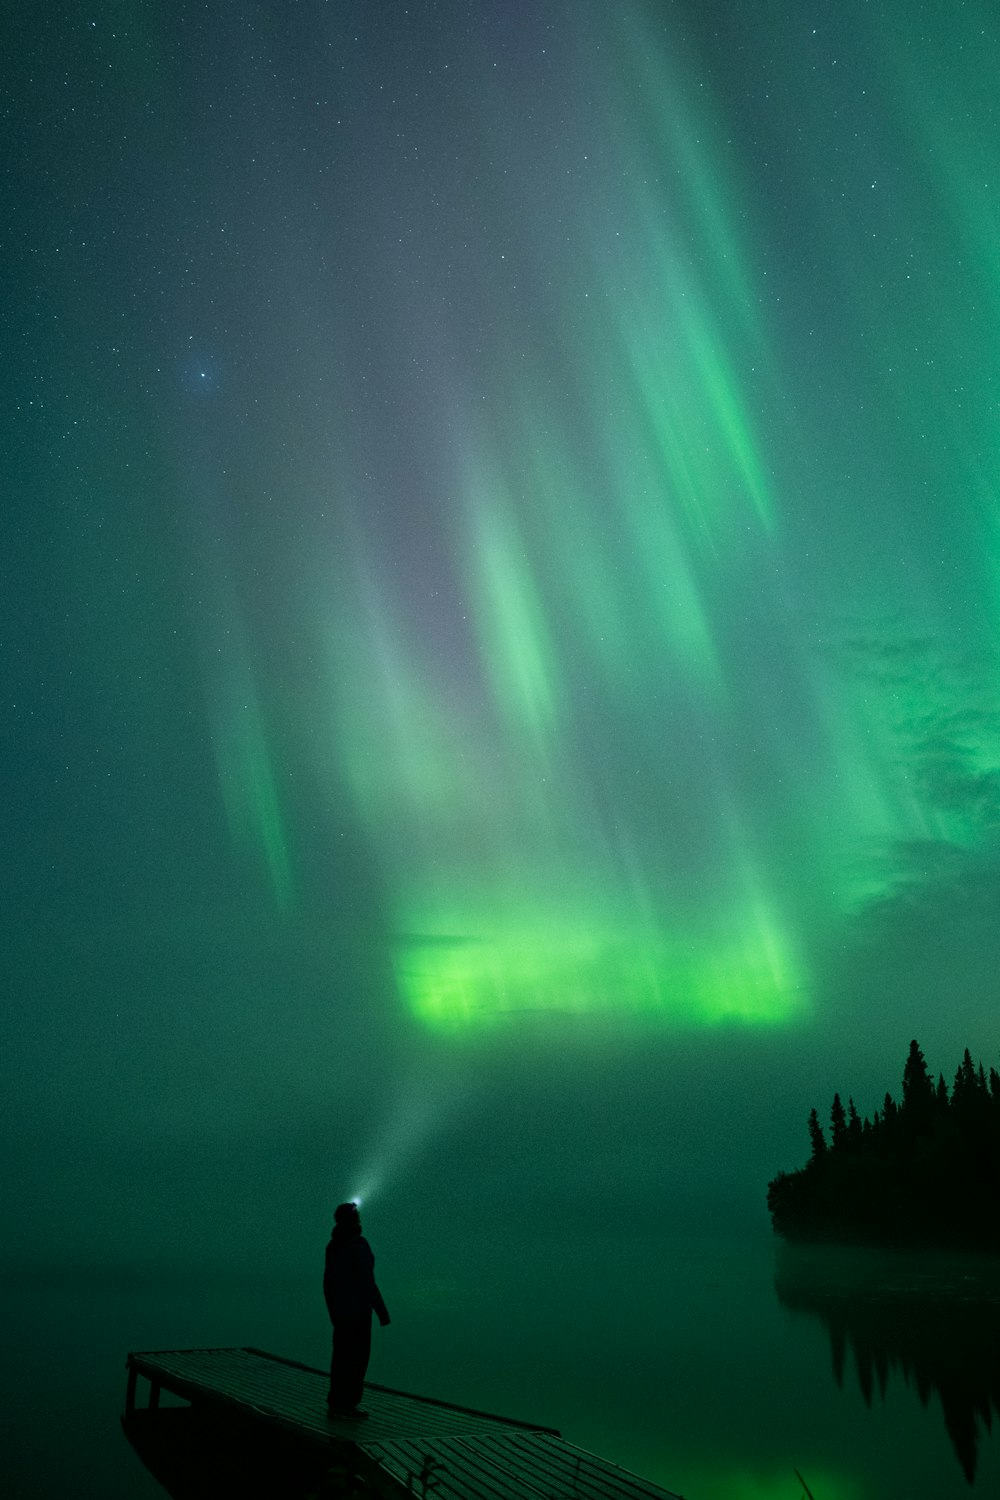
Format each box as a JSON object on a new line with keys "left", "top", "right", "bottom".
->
{"left": 372, "top": 1278, "right": 391, "bottom": 1327}
{"left": 359, "top": 1240, "right": 391, "bottom": 1325}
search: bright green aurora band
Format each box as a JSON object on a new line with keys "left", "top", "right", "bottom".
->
{"left": 206, "top": 2, "right": 1000, "bottom": 1035}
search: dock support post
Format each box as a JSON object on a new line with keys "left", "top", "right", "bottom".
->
{"left": 125, "top": 1365, "right": 137, "bottom": 1417}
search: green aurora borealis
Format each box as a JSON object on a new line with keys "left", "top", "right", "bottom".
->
{"left": 182, "top": 1, "right": 1000, "bottom": 1035}
{"left": 5, "top": 0, "right": 1000, "bottom": 1062}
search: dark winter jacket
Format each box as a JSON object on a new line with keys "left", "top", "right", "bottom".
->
{"left": 323, "top": 1233, "right": 390, "bottom": 1325}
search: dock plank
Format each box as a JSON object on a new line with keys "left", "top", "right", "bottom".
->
{"left": 366, "top": 1433, "right": 678, "bottom": 1500}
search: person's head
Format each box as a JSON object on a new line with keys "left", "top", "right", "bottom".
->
{"left": 333, "top": 1201, "right": 362, "bottom": 1237}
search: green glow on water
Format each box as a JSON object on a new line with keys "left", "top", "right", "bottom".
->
{"left": 677, "top": 1467, "right": 864, "bottom": 1500}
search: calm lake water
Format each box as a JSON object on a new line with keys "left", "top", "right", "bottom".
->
{"left": 3, "top": 1225, "right": 997, "bottom": 1500}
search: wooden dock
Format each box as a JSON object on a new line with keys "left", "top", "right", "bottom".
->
{"left": 124, "top": 1346, "right": 686, "bottom": 1499}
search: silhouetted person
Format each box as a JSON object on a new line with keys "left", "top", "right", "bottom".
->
{"left": 323, "top": 1201, "right": 390, "bottom": 1420}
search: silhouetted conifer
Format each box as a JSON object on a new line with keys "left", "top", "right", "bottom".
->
{"left": 807, "top": 1107, "right": 827, "bottom": 1162}
{"left": 953, "top": 1048, "right": 977, "bottom": 1105}
{"left": 902, "top": 1039, "right": 934, "bottom": 1121}
{"left": 830, "top": 1092, "right": 847, "bottom": 1150}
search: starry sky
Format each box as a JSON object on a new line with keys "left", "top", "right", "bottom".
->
{"left": 5, "top": 0, "right": 1000, "bottom": 1267}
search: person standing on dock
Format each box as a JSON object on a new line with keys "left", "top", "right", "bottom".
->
{"left": 323, "top": 1201, "right": 390, "bottom": 1420}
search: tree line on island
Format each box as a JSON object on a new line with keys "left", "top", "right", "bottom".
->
{"left": 768, "top": 1040, "right": 1000, "bottom": 1249}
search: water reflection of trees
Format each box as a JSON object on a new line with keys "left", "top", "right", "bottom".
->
{"left": 775, "top": 1244, "right": 1000, "bottom": 1484}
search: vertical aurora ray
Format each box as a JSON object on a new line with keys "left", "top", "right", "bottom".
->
{"left": 463, "top": 454, "right": 562, "bottom": 752}
{"left": 212, "top": 676, "right": 293, "bottom": 909}
{"left": 203, "top": 586, "right": 294, "bottom": 910}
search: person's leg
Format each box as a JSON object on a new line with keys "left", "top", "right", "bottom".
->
{"left": 344, "top": 1316, "right": 372, "bottom": 1408}
{"left": 328, "top": 1326, "right": 343, "bottom": 1408}
{"left": 330, "top": 1318, "right": 372, "bottom": 1410}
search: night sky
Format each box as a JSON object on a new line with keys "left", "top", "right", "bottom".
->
{"left": 5, "top": 0, "right": 1000, "bottom": 1297}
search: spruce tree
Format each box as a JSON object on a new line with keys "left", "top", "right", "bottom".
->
{"left": 953, "top": 1048, "right": 977, "bottom": 1105}
{"left": 901, "top": 1039, "right": 934, "bottom": 1132}
{"left": 830, "top": 1092, "right": 847, "bottom": 1151}
{"left": 807, "top": 1107, "right": 827, "bottom": 1163}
